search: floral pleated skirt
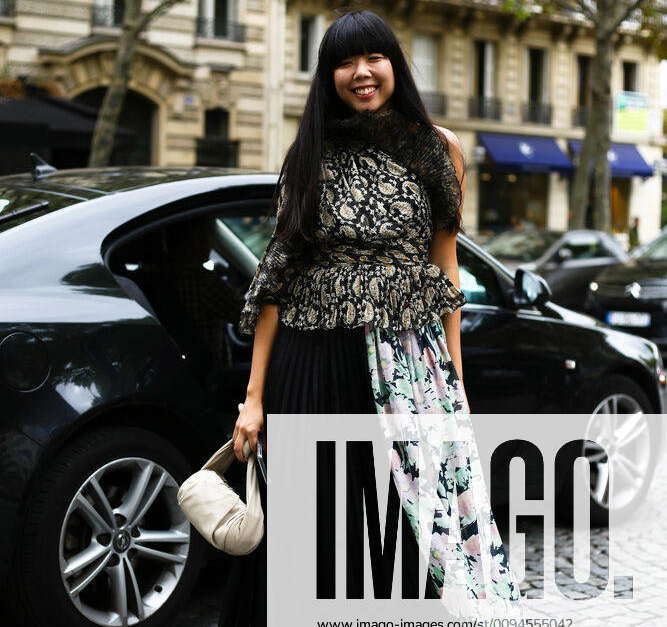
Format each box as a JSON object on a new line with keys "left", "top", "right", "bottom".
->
{"left": 219, "top": 319, "right": 521, "bottom": 626}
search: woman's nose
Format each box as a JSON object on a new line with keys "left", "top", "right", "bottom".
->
{"left": 353, "top": 61, "right": 372, "bottom": 79}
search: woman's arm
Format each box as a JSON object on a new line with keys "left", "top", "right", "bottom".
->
{"left": 429, "top": 125, "right": 466, "bottom": 383}
{"left": 233, "top": 303, "right": 279, "bottom": 462}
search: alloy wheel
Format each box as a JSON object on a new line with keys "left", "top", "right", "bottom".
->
{"left": 58, "top": 457, "right": 190, "bottom": 626}
{"left": 585, "top": 394, "right": 651, "bottom": 512}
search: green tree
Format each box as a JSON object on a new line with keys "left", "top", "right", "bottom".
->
{"left": 88, "top": 0, "right": 183, "bottom": 167}
{"left": 501, "top": 0, "right": 667, "bottom": 231}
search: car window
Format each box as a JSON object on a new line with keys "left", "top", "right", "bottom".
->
{"left": 484, "top": 229, "right": 562, "bottom": 262}
{"left": 108, "top": 214, "right": 254, "bottom": 385}
{"left": 636, "top": 234, "right": 667, "bottom": 261}
{"left": 457, "top": 245, "right": 505, "bottom": 307}
{"left": 222, "top": 215, "right": 276, "bottom": 259}
{"left": 560, "top": 234, "right": 611, "bottom": 260}
{"left": 0, "top": 186, "right": 80, "bottom": 234}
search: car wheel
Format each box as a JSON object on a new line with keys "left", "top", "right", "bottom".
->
{"left": 559, "top": 375, "right": 659, "bottom": 527}
{"left": 12, "top": 426, "right": 206, "bottom": 627}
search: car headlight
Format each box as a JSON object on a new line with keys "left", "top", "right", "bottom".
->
{"left": 658, "top": 367, "right": 666, "bottom": 386}
{"left": 589, "top": 281, "right": 598, "bottom": 292}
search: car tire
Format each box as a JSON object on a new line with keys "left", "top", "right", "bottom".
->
{"left": 557, "top": 375, "right": 659, "bottom": 527}
{"left": 10, "top": 426, "right": 206, "bottom": 627}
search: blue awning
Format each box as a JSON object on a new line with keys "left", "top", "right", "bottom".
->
{"left": 478, "top": 132, "right": 574, "bottom": 174}
{"left": 568, "top": 140, "right": 654, "bottom": 178}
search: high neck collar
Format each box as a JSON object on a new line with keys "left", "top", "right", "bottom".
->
{"left": 323, "top": 107, "right": 415, "bottom": 146}
{"left": 322, "top": 107, "right": 462, "bottom": 235}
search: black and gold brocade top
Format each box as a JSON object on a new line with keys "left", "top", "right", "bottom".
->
{"left": 238, "top": 109, "right": 467, "bottom": 334}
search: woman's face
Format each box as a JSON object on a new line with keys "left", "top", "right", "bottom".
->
{"left": 333, "top": 52, "right": 395, "bottom": 114}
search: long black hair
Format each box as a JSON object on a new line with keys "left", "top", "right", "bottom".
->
{"left": 273, "top": 8, "right": 464, "bottom": 247}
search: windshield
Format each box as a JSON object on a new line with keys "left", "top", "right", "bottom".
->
{"left": 0, "top": 186, "right": 80, "bottom": 235}
{"left": 484, "top": 229, "right": 562, "bottom": 262}
{"left": 636, "top": 234, "right": 667, "bottom": 261}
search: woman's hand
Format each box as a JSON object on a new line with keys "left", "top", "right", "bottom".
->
{"left": 233, "top": 398, "right": 264, "bottom": 462}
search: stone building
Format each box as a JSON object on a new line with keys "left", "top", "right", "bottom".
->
{"left": 0, "top": 0, "right": 664, "bottom": 239}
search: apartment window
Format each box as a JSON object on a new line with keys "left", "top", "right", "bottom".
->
{"left": 0, "top": 0, "right": 15, "bottom": 18}
{"left": 470, "top": 40, "right": 501, "bottom": 120}
{"left": 577, "top": 55, "right": 591, "bottom": 106}
{"left": 412, "top": 33, "right": 446, "bottom": 115}
{"left": 572, "top": 54, "right": 592, "bottom": 127}
{"left": 523, "top": 47, "right": 550, "bottom": 124}
{"left": 528, "top": 48, "right": 547, "bottom": 103}
{"left": 197, "top": 107, "right": 238, "bottom": 167}
{"left": 474, "top": 40, "right": 496, "bottom": 99}
{"left": 299, "top": 15, "right": 324, "bottom": 73}
{"left": 622, "top": 61, "right": 638, "bottom": 92}
{"left": 197, "top": 0, "right": 245, "bottom": 42}
{"left": 92, "top": 0, "right": 124, "bottom": 27}
{"left": 412, "top": 33, "right": 439, "bottom": 92}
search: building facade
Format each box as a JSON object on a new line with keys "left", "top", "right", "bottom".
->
{"left": 0, "top": 0, "right": 664, "bottom": 240}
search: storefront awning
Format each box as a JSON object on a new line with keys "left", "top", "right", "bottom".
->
{"left": 568, "top": 140, "right": 654, "bottom": 178}
{"left": 478, "top": 132, "right": 574, "bottom": 174}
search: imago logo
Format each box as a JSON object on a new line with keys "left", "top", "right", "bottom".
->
{"left": 314, "top": 439, "right": 613, "bottom": 601}
{"left": 267, "top": 413, "right": 649, "bottom": 626}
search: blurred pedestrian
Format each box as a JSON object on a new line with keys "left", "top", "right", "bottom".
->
{"left": 629, "top": 216, "right": 640, "bottom": 249}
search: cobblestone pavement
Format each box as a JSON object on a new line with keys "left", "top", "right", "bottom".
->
{"left": 516, "top": 456, "right": 667, "bottom": 626}
{"left": 175, "top": 459, "right": 667, "bottom": 627}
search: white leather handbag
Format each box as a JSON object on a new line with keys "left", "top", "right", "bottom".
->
{"left": 177, "top": 409, "right": 264, "bottom": 555}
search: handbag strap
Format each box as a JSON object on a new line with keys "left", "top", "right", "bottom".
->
{"left": 201, "top": 438, "right": 237, "bottom": 473}
{"left": 201, "top": 439, "right": 262, "bottom": 513}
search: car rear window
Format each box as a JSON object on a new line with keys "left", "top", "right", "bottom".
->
{"left": 0, "top": 186, "right": 81, "bottom": 234}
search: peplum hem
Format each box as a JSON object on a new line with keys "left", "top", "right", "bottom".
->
{"left": 278, "top": 262, "right": 466, "bottom": 331}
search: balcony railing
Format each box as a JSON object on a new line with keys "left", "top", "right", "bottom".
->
{"left": 522, "top": 101, "right": 552, "bottom": 125}
{"left": 468, "top": 96, "right": 502, "bottom": 120}
{"left": 572, "top": 106, "right": 589, "bottom": 127}
{"left": 196, "top": 138, "right": 239, "bottom": 167}
{"left": 421, "top": 91, "right": 448, "bottom": 117}
{"left": 91, "top": 2, "right": 124, "bottom": 28}
{"left": 196, "top": 17, "right": 246, "bottom": 42}
{"left": 0, "top": 0, "right": 16, "bottom": 17}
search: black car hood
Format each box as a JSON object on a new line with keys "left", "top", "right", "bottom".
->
{"left": 596, "top": 257, "right": 667, "bottom": 284}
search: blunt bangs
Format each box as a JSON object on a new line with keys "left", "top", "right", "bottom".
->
{"left": 319, "top": 11, "right": 399, "bottom": 74}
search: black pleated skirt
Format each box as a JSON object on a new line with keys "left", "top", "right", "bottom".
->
{"left": 218, "top": 321, "right": 381, "bottom": 627}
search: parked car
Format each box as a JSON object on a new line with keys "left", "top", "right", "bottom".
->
{"left": 585, "top": 231, "right": 667, "bottom": 358}
{"left": 0, "top": 165, "right": 664, "bottom": 626}
{"left": 484, "top": 228, "right": 628, "bottom": 310}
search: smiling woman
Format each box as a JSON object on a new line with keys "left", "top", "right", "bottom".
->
{"left": 222, "top": 8, "right": 522, "bottom": 625}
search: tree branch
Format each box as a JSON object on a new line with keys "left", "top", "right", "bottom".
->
{"left": 574, "top": 0, "right": 597, "bottom": 22}
{"left": 611, "top": 0, "right": 650, "bottom": 32}
{"left": 546, "top": 0, "right": 596, "bottom": 23}
{"left": 136, "top": 0, "right": 183, "bottom": 35}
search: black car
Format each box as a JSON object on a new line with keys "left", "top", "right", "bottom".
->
{"left": 0, "top": 165, "right": 664, "bottom": 627}
{"left": 484, "top": 228, "right": 628, "bottom": 310}
{"left": 585, "top": 231, "right": 667, "bottom": 357}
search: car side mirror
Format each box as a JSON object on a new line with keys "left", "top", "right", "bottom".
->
{"left": 513, "top": 268, "right": 552, "bottom": 307}
{"left": 557, "top": 247, "right": 573, "bottom": 262}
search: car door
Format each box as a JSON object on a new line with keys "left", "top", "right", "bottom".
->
{"left": 458, "top": 242, "right": 569, "bottom": 413}
{"left": 536, "top": 232, "right": 620, "bottom": 310}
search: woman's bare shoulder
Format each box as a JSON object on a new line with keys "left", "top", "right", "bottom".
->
{"left": 433, "top": 125, "right": 462, "bottom": 152}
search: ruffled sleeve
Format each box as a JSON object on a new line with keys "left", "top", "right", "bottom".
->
{"left": 238, "top": 184, "right": 307, "bottom": 335}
